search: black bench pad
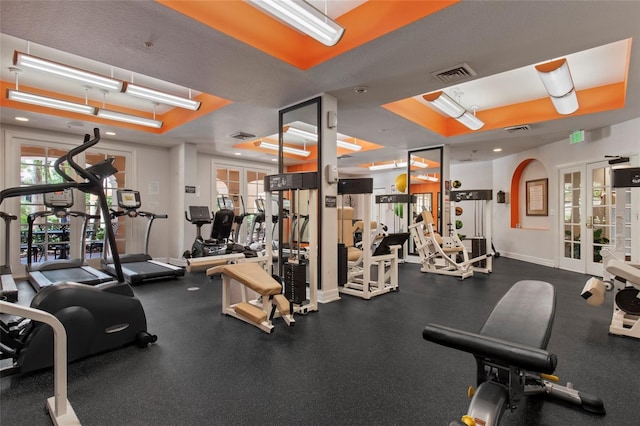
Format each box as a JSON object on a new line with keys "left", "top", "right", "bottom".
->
{"left": 481, "top": 280, "right": 555, "bottom": 349}
{"left": 423, "top": 280, "right": 557, "bottom": 374}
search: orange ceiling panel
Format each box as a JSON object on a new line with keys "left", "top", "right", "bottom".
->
{"left": 382, "top": 82, "right": 627, "bottom": 138}
{"left": 1, "top": 81, "right": 231, "bottom": 134}
{"left": 156, "top": 0, "right": 459, "bottom": 69}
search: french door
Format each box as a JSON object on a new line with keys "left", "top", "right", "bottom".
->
{"left": 559, "top": 161, "right": 618, "bottom": 275}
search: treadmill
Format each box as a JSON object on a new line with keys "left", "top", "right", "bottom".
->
{"left": 101, "top": 189, "right": 184, "bottom": 285}
{"left": 0, "top": 211, "right": 19, "bottom": 301}
{"left": 26, "top": 188, "right": 112, "bottom": 290}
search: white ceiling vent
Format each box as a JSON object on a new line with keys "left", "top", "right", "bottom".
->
{"left": 431, "top": 63, "right": 477, "bottom": 84}
{"left": 230, "top": 131, "right": 256, "bottom": 140}
{"left": 504, "top": 124, "right": 532, "bottom": 133}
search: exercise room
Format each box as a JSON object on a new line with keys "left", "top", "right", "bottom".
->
{"left": 1, "top": 1, "right": 639, "bottom": 425}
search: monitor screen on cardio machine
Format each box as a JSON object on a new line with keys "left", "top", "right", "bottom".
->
{"left": 44, "top": 188, "right": 74, "bottom": 208}
{"left": 117, "top": 189, "right": 141, "bottom": 209}
{"left": 189, "top": 206, "right": 212, "bottom": 222}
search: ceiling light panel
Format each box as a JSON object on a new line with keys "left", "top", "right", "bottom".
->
{"left": 257, "top": 140, "right": 311, "bottom": 157}
{"left": 14, "top": 51, "right": 123, "bottom": 92}
{"left": 125, "top": 83, "right": 201, "bottom": 110}
{"left": 97, "top": 109, "right": 163, "bottom": 128}
{"left": 7, "top": 89, "right": 96, "bottom": 115}
{"left": 247, "top": 0, "right": 345, "bottom": 46}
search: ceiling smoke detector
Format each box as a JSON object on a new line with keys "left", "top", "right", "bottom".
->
{"left": 230, "top": 131, "right": 256, "bottom": 140}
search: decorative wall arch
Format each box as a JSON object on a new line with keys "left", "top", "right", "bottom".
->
{"left": 510, "top": 158, "right": 535, "bottom": 228}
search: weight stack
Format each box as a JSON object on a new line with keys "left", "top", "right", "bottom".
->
{"left": 338, "top": 243, "right": 348, "bottom": 286}
{"left": 284, "top": 261, "right": 307, "bottom": 305}
{"left": 471, "top": 238, "right": 487, "bottom": 268}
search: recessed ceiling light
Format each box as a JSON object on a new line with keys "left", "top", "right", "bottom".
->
{"left": 15, "top": 116, "right": 29, "bottom": 122}
{"left": 493, "top": 148, "right": 503, "bottom": 152}
{"left": 105, "top": 131, "right": 116, "bottom": 136}
{"left": 234, "top": 152, "right": 242, "bottom": 156}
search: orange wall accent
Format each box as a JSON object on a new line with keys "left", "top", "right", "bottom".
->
{"left": 510, "top": 159, "right": 534, "bottom": 228}
{"left": 156, "top": 0, "right": 459, "bottom": 70}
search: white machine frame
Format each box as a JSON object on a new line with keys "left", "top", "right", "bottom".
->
{"left": 0, "top": 301, "right": 80, "bottom": 425}
{"left": 453, "top": 191, "right": 493, "bottom": 275}
{"left": 410, "top": 211, "right": 489, "bottom": 279}
{"left": 339, "top": 192, "right": 402, "bottom": 299}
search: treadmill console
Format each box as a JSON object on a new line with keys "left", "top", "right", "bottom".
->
{"left": 117, "top": 190, "right": 142, "bottom": 209}
{"left": 44, "top": 188, "right": 74, "bottom": 208}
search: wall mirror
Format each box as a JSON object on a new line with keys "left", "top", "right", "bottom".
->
{"left": 277, "top": 97, "right": 321, "bottom": 278}
{"left": 407, "top": 146, "right": 444, "bottom": 255}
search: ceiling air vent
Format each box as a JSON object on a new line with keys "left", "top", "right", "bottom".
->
{"left": 431, "top": 63, "right": 477, "bottom": 84}
{"left": 230, "top": 131, "right": 256, "bottom": 140}
{"left": 504, "top": 124, "right": 532, "bottom": 133}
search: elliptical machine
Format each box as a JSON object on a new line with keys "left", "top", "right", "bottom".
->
{"left": 0, "top": 129, "right": 157, "bottom": 375}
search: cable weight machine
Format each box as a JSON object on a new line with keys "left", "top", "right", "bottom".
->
{"left": 264, "top": 172, "right": 318, "bottom": 314}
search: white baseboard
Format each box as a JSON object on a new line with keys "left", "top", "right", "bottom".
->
{"left": 499, "top": 251, "right": 555, "bottom": 268}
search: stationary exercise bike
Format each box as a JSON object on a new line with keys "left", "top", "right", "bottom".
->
{"left": 0, "top": 129, "right": 156, "bottom": 375}
{"left": 423, "top": 280, "right": 605, "bottom": 425}
{"left": 184, "top": 205, "right": 235, "bottom": 258}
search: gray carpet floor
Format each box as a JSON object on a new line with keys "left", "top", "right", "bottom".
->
{"left": 1, "top": 257, "right": 637, "bottom": 425}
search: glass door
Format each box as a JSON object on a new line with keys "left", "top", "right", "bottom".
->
{"left": 586, "top": 161, "right": 615, "bottom": 276}
{"left": 559, "top": 166, "right": 584, "bottom": 272}
{"left": 559, "top": 161, "right": 618, "bottom": 275}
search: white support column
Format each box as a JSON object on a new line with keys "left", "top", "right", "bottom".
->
{"left": 169, "top": 142, "right": 198, "bottom": 261}
{"left": 318, "top": 94, "right": 340, "bottom": 303}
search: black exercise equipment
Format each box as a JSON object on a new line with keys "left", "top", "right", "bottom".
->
{"left": 0, "top": 212, "right": 18, "bottom": 302}
{"left": 25, "top": 188, "right": 112, "bottom": 290}
{"left": 184, "top": 205, "right": 239, "bottom": 258}
{"left": 0, "top": 128, "right": 156, "bottom": 375}
{"left": 101, "top": 189, "right": 184, "bottom": 284}
{"left": 423, "top": 280, "right": 605, "bottom": 425}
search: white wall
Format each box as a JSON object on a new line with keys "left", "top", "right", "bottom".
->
{"left": 450, "top": 160, "right": 493, "bottom": 238}
{"left": 492, "top": 117, "right": 640, "bottom": 266}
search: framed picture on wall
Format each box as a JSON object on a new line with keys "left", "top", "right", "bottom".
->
{"left": 526, "top": 178, "right": 548, "bottom": 216}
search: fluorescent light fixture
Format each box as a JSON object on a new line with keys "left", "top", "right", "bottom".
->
{"left": 247, "top": 0, "right": 345, "bottom": 47}
{"left": 257, "top": 140, "right": 311, "bottom": 157}
{"left": 409, "top": 159, "right": 428, "bottom": 168}
{"left": 14, "top": 51, "right": 123, "bottom": 92}
{"left": 97, "top": 109, "right": 163, "bottom": 128}
{"left": 7, "top": 89, "right": 96, "bottom": 115}
{"left": 535, "top": 58, "right": 579, "bottom": 115}
{"left": 369, "top": 159, "right": 428, "bottom": 171}
{"left": 15, "top": 116, "right": 30, "bottom": 122}
{"left": 285, "top": 126, "right": 316, "bottom": 140}
{"left": 124, "top": 83, "right": 201, "bottom": 111}
{"left": 337, "top": 139, "right": 362, "bottom": 151}
{"left": 423, "top": 91, "right": 484, "bottom": 130}
{"left": 368, "top": 163, "right": 398, "bottom": 171}
{"left": 416, "top": 174, "right": 439, "bottom": 182}
{"left": 286, "top": 126, "right": 362, "bottom": 151}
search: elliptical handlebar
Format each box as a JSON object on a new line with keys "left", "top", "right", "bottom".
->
{"left": 54, "top": 133, "right": 90, "bottom": 183}
{"left": 65, "top": 128, "right": 101, "bottom": 186}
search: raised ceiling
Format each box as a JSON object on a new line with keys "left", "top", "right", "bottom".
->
{"left": 1, "top": 1, "right": 639, "bottom": 173}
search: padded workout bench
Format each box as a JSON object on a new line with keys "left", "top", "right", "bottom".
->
{"left": 423, "top": 280, "right": 605, "bottom": 426}
{"left": 207, "top": 262, "right": 293, "bottom": 333}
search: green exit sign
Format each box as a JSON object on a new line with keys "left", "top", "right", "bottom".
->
{"left": 570, "top": 130, "right": 585, "bottom": 144}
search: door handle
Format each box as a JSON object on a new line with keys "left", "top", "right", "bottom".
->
{"left": 586, "top": 215, "right": 593, "bottom": 229}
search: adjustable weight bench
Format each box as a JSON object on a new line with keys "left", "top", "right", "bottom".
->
{"left": 423, "top": 280, "right": 605, "bottom": 426}
{"left": 207, "top": 262, "right": 293, "bottom": 333}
